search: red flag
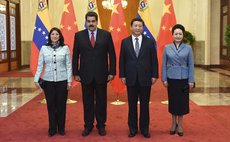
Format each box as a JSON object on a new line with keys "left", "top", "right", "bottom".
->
{"left": 109, "top": 0, "right": 129, "bottom": 95}
{"left": 60, "top": 0, "right": 78, "bottom": 86}
{"left": 157, "top": 0, "right": 176, "bottom": 77}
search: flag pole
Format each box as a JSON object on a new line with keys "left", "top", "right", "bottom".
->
{"left": 59, "top": 0, "right": 79, "bottom": 104}
{"left": 161, "top": 100, "right": 168, "bottom": 104}
{"left": 39, "top": 99, "right": 77, "bottom": 104}
{"left": 38, "top": 91, "right": 77, "bottom": 104}
{"left": 66, "top": 85, "right": 77, "bottom": 104}
{"left": 110, "top": 93, "right": 126, "bottom": 105}
{"left": 32, "top": 0, "right": 51, "bottom": 104}
{"left": 157, "top": 0, "right": 177, "bottom": 106}
{"left": 38, "top": 98, "right": 46, "bottom": 104}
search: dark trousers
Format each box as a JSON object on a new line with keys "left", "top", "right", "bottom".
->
{"left": 81, "top": 81, "right": 107, "bottom": 130}
{"left": 43, "top": 80, "right": 68, "bottom": 134}
{"left": 127, "top": 81, "right": 151, "bottom": 133}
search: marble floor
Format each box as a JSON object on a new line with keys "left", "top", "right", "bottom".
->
{"left": 190, "top": 67, "right": 230, "bottom": 106}
{"left": 0, "top": 67, "right": 230, "bottom": 117}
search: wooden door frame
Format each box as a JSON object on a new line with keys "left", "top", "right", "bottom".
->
{"left": 0, "top": 0, "right": 21, "bottom": 71}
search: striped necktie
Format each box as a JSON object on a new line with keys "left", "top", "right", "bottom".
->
{"left": 135, "top": 37, "right": 139, "bottom": 57}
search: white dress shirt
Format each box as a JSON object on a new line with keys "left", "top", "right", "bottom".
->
{"left": 132, "top": 35, "right": 142, "bottom": 50}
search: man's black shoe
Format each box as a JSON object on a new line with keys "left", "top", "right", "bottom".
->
{"left": 59, "top": 131, "right": 65, "bottom": 136}
{"left": 141, "top": 132, "right": 151, "bottom": 138}
{"left": 82, "top": 128, "right": 92, "bottom": 137}
{"left": 98, "top": 128, "right": 106, "bottom": 136}
{"left": 128, "top": 131, "right": 137, "bottom": 138}
{"left": 48, "top": 131, "right": 57, "bottom": 137}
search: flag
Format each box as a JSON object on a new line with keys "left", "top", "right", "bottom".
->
{"left": 137, "top": 0, "right": 156, "bottom": 47}
{"left": 60, "top": 0, "right": 78, "bottom": 86}
{"left": 87, "top": 0, "right": 101, "bottom": 28}
{"left": 30, "top": 0, "right": 51, "bottom": 75}
{"left": 157, "top": 0, "right": 176, "bottom": 77}
{"left": 109, "top": 0, "right": 129, "bottom": 95}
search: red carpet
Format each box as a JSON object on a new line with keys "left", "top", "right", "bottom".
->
{"left": 0, "top": 71, "right": 33, "bottom": 77}
{"left": 0, "top": 81, "right": 230, "bottom": 142}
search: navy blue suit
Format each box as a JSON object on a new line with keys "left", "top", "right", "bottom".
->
{"left": 119, "top": 35, "right": 158, "bottom": 133}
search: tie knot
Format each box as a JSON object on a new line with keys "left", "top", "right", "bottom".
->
{"left": 91, "top": 32, "right": 94, "bottom": 35}
{"left": 135, "top": 37, "right": 139, "bottom": 41}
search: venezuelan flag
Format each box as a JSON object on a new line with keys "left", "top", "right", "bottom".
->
{"left": 137, "top": 0, "right": 156, "bottom": 47}
{"left": 30, "top": 0, "right": 51, "bottom": 75}
{"left": 86, "top": 0, "right": 101, "bottom": 28}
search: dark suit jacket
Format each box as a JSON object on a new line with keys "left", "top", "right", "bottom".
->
{"left": 72, "top": 28, "right": 116, "bottom": 84}
{"left": 119, "top": 35, "right": 158, "bottom": 86}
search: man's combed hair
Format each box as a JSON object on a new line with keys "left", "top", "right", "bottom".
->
{"left": 85, "top": 11, "right": 98, "bottom": 21}
{"left": 130, "top": 18, "right": 145, "bottom": 26}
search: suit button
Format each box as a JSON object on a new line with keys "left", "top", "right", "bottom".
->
{"left": 54, "top": 62, "right": 56, "bottom": 64}
{"left": 54, "top": 55, "right": 56, "bottom": 57}
{"left": 54, "top": 69, "right": 56, "bottom": 71}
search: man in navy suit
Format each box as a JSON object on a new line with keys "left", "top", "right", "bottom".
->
{"left": 119, "top": 18, "right": 158, "bottom": 138}
{"left": 72, "top": 11, "right": 116, "bottom": 137}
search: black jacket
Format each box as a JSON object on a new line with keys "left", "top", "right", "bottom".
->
{"left": 72, "top": 28, "right": 116, "bottom": 84}
{"left": 119, "top": 35, "right": 158, "bottom": 86}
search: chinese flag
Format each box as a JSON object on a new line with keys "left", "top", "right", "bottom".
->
{"left": 109, "top": 0, "right": 128, "bottom": 95}
{"left": 60, "top": 0, "right": 78, "bottom": 86}
{"left": 157, "top": 0, "right": 176, "bottom": 77}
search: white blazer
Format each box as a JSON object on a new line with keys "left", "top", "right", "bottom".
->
{"left": 34, "top": 45, "right": 72, "bottom": 83}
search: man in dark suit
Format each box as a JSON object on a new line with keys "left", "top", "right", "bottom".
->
{"left": 72, "top": 11, "right": 116, "bottom": 137}
{"left": 119, "top": 18, "right": 158, "bottom": 138}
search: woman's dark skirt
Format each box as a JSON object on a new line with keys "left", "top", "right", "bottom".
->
{"left": 167, "top": 78, "right": 189, "bottom": 115}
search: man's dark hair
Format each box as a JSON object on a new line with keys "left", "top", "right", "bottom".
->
{"left": 85, "top": 11, "right": 98, "bottom": 21}
{"left": 131, "top": 18, "right": 145, "bottom": 26}
{"left": 172, "top": 24, "right": 185, "bottom": 35}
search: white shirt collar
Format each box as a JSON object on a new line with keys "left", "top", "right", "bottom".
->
{"left": 132, "top": 34, "right": 142, "bottom": 41}
{"left": 132, "top": 35, "right": 142, "bottom": 49}
{"left": 88, "top": 28, "right": 97, "bottom": 34}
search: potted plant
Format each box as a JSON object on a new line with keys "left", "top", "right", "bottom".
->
{"left": 183, "top": 30, "right": 195, "bottom": 46}
{"left": 225, "top": 24, "right": 230, "bottom": 56}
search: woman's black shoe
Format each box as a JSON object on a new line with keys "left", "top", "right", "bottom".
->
{"left": 169, "top": 124, "right": 178, "bottom": 135}
{"left": 170, "top": 130, "right": 176, "bottom": 135}
{"left": 177, "top": 131, "right": 184, "bottom": 136}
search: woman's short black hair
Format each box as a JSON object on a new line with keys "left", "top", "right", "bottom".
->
{"left": 47, "top": 27, "right": 65, "bottom": 46}
{"left": 172, "top": 24, "right": 185, "bottom": 35}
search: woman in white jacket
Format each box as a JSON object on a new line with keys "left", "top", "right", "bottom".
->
{"left": 34, "top": 27, "right": 72, "bottom": 137}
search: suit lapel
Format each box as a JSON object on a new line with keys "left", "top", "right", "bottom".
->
{"left": 170, "top": 42, "right": 185, "bottom": 53}
{"left": 127, "top": 36, "right": 137, "bottom": 58}
{"left": 169, "top": 43, "right": 185, "bottom": 64}
{"left": 170, "top": 43, "right": 178, "bottom": 54}
{"left": 137, "top": 35, "right": 146, "bottom": 58}
{"left": 94, "top": 28, "right": 101, "bottom": 48}
{"left": 83, "top": 29, "right": 92, "bottom": 48}
{"left": 177, "top": 43, "right": 185, "bottom": 53}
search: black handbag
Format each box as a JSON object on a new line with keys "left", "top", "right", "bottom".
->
{"left": 38, "top": 78, "right": 45, "bottom": 89}
{"left": 183, "top": 84, "right": 189, "bottom": 95}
